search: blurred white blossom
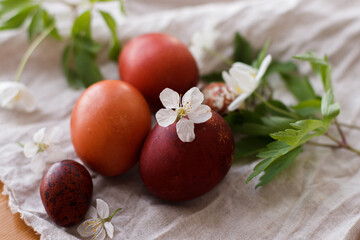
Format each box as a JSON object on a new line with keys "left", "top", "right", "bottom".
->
{"left": 189, "top": 24, "right": 220, "bottom": 66}
{"left": 0, "top": 81, "right": 36, "bottom": 112}
{"left": 222, "top": 55, "right": 272, "bottom": 111}
{"left": 23, "top": 127, "right": 65, "bottom": 173}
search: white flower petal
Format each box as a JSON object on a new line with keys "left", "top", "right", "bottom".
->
{"left": 176, "top": 118, "right": 195, "bottom": 142}
{"left": 93, "top": 228, "right": 106, "bottom": 240}
{"left": 232, "top": 62, "right": 257, "bottom": 75}
{"left": 96, "top": 199, "right": 109, "bottom": 219}
{"left": 30, "top": 154, "right": 46, "bottom": 174}
{"left": 0, "top": 81, "right": 36, "bottom": 112}
{"left": 227, "top": 93, "right": 251, "bottom": 111}
{"left": 229, "top": 68, "right": 257, "bottom": 93}
{"left": 19, "top": 85, "right": 37, "bottom": 112}
{"left": 45, "top": 126, "right": 63, "bottom": 143}
{"left": 187, "top": 105, "right": 212, "bottom": 124}
{"left": 182, "top": 87, "right": 204, "bottom": 108}
{"left": 23, "top": 143, "right": 38, "bottom": 158}
{"left": 256, "top": 54, "right": 272, "bottom": 82}
{"left": 77, "top": 219, "right": 99, "bottom": 237}
{"left": 155, "top": 108, "right": 177, "bottom": 127}
{"left": 0, "top": 82, "right": 19, "bottom": 108}
{"left": 222, "top": 71, "right": 238, "bottom": 92}
{"left": 189, "top": 44, "right": 203, "bottom": 63}
{"left": 85, "top": 206, "right": 98, "bottom": 220}
{"left": 159, "top": 88, "right": 180, "bottom": 109}
{"left": 33, "top": 128, "right": 46, "bottom": 143}
{"left": 104, "top": 222, "right": 114, "bottom": 239}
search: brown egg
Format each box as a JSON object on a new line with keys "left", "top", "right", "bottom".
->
{"left": 40, "top": 160, "right": 93, "bottom": 227}
{"left": 139, "top": 111, "right": 234, "bottom": 202}
{"left": 119, "top": 33, "right": 199, "bottom": 112}
{"left": 202, "top": 82, "right": 237, "bottom": 115}
{"left": 71, "top": 80, "right": 152, "bottom": 176}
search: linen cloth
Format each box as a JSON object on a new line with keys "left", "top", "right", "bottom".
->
{"left": 1, "top": 0, "right": 360, "bottom": 239}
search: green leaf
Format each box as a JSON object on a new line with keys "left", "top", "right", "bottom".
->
{"left": 72, "top": 10, "right": 91, "bottom": 38}
{"left": 280, "top": 74, "right": 316, "bottom": 102}
{"left": 62, "top": 44, "right": 83, "bottom": 89}
{"left": 321, "top": 89, "right": 340, "bottom": 129}
{"left": 42, "top": 10, "right": 61, "bottom": 40}
{"left": 200, "top": 72, "right": 223, "bottom": 83}
{"left": 255, "top": 146, "right": 302, "bottom": 188}
{"left": 265, "top": 60, "right": 298, "bottom": 77}
{"left": 293, "top": 52, "right": 332, "bottom": 92}
{"left": 236, "top": 116, "right": 295, "bottom": 136}
{"left": 292, "top": 99, "right": 321, "bottom": 110}
{"left": 235, "top": 136, "right": 272, "bottom": 158}
{"left": 0, "top": 0, "right": 34, "bottom": 18}
{"left": 247, "top": 141, "right": 291, "bottom": 183}
{"left": 253, "top": 39, "right": 270, "bottom": 69}
{"left": 247, "top": 119, "right": 324, "bottom": 187}
{"left": 0, "top": 4, "right": 38, "bottom": 30}
{"left": 28, "top": 7, "right": 43, "bottom": 40}
{"left": 292, "top": 99, "right": 321, "bottom": 117}
{"left": 293, "top": 52, "right": 327, "bottom": 66}
{"left": 28, "top": 8, "right": 61, "bottom": 41}
{"left": 99, "top": 10, "right": 121, "bottom": 61}
{"left": 232, "top": 32, "right": 253, "bottom": 64}
{"left": 270, "top": 119, "right": 324, "bottom": 145}
{"left": 254, "top": 100, "right": 293, "bottom": 118}
{"left": 62, "top": 36, "right": 104, "bottom": 89}
{"left": 119, "top": 0, "right": 126, "bottom": 15}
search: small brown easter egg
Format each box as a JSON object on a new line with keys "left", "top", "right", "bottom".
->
{"left": 202, "top": 82, "right": 237, "bottom": 115}
{"left": 40, "top": 160, "right": 93, "bottom": 227}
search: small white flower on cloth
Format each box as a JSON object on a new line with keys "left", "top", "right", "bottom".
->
{"left": 0, "top": 81, "right": 36, "bottom": 112}
{"left": 23, "top": 127, "right": 65, "bottom": 174}
{"left": 189, "top": 23, "right": 220, "bottom": 64}
{"left": 222, "top": 55, "right": 272, "bottom": 111}
{"left": 155, "top": 87, "right": 212, "bottom": 142}
{"left": 77, "top": 199, "right": 122, "bottom": 240}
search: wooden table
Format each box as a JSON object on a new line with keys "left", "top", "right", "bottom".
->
{"left": 0, "top": 182, "right": 39, "bottom": 239}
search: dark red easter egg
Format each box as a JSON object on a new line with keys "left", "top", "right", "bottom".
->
{"left": 118, "top": 33, "right": 199, "bottom": 112}
{"left": 40, "top": 160, "right": 93, "bottom": 227}
{"left": 139, "top": 111, "right": 234, "bottom": 202}
{"left": 202, "top": 82, "right": 237, "bottom": 115}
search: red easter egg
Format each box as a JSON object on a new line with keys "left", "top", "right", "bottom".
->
{"left": 118, "top": 33, "right": 199, "bottom": 112}
{"left": 139, "top": 111, "right": 234, "bottom": 202}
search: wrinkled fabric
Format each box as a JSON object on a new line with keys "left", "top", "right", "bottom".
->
{"left": 1, "top": 0, "right": 360, "bottom": 239}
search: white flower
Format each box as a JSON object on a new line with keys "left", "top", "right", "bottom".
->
{"left": 23, "top": 127, "right": 65, "bottom": 173}
{"left": 0, "top": 81, "right": 36, "bottom": 112}
{"left": 222, "top": 55, "right": 272, "bottom": 111}
{"left": 77, "top": 199, "right": 122, "bottom": 240}
{"left": 155, "top": 87, "right": 212, "bottom": 142}
{"left": 189, "top": 23, "right": 219, "bottom": 64}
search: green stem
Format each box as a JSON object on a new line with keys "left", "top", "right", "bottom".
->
{"left": 325, "top": 133, "right": 360, "bottom": 155}
{"left": 107, "top": 208, "right": 122, "bottom": 222}
{"left": 253, "top": 92, "right": 300, "bottom": 119}
{"left": 338, "top": 122, "right": 360, "bottom": 131}
{"left": 203, "top": 47, "right": 233, "bottom": 67}
{"left": 14, "top": 24, "right": 55, "bottom": 83}
{"left": 307, "top": 141, "right": 338, "bottom": 148}
{"left": 335, "top": 119, "right": 347, "bottom": 144}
